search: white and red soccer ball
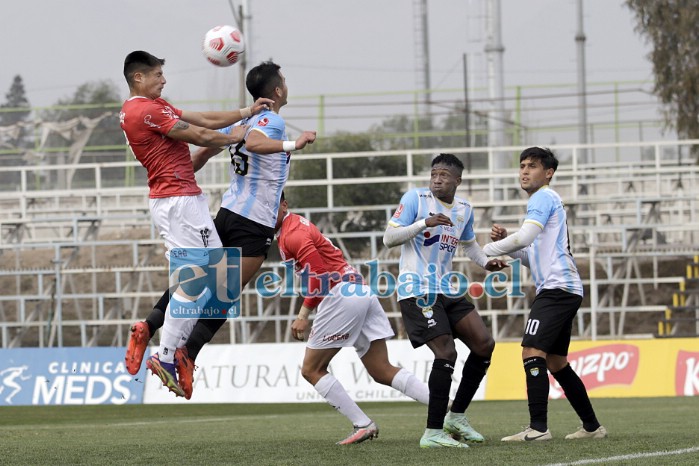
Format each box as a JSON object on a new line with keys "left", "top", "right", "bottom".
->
{"left": 202, "top": 25, "right": 245, "bottom": 67}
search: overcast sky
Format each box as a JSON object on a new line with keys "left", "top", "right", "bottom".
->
{"left": 1, "top": 0, "right": 658, "bottom": 141}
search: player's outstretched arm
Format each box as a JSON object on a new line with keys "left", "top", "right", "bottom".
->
{"left": 245, "top": 129, "right": 317, "bottom": 155}
{"left": 167, "top": 120, "right": 248, "bottom": 148}
{"left": 483, "top": 222, "right": 541, "bottom": 257}
{"left": 293, "top": 131, "right": 317, "bottom": 150}
{"left": 461, "top": 240, "right": 509, "bottom": 271}
{"left": 180, "top": 98, "right": 273, "bottom": 129}
{"left": 383, "top": 213, "right": 452, "bottom": 248}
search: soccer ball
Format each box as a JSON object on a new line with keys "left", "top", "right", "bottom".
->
{"left": 202, "top": 25, "right": 245, "bottom": 67}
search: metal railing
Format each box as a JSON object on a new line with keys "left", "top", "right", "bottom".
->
{"left": 0, "top": 140, "right": 697, "bottom": 347}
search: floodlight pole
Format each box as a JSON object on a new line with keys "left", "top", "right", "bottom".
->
{"left": 230, "top": 0, "right": 251, "bottom": 107}
{"left": 485, "top": 0, "right": 506, "bottom": 202}
{"left": 575, "top": 0, "right": 589, "bottom": 165}
{"left": 463, "top": 53, "right": 472, "bottom": 196}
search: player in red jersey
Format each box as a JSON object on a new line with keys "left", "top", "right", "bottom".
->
{"left": 120, "top": 50, "right": 272, "bottom": 396}
{"left": 277, "top": 193, "right": 429, "bottom": 445}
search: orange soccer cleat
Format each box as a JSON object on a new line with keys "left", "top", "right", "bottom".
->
{"left": 175, "top": 347, "right": 196, "bottom": 400}
{"left": 125, "top": 321, "right": 150, "bottom": 375}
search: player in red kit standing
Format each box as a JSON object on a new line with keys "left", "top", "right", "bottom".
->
{"left": 277, "top": 193, "right": 430, "bottom": 445}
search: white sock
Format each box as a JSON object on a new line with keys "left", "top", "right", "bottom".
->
{"left": 391, "top": 368, "right": 429, "bottom": 405}
{"left": 158, "top": 291, "right": 203, "bottom": 363}
{"left": 177, "top": 288, "right": 212, "bottom": 348}
{"left": 314, "top": 373, "right": 371, "bottom": 427}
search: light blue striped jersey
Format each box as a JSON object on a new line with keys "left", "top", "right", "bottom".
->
{"left": 219, "top": 110, "right": 290, "bottom": 228}
{"left": 523, "top": 186, "right": 583, "bottom": 297}
{"left": 388, "top": 187, "right": 476, "bottom": 300}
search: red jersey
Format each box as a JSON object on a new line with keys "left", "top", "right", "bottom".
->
{"left": 119, "top": 96, "right": 201, "bottom": 198}
{"left": 277, "top": 213, "right": 362, "bottom": 308}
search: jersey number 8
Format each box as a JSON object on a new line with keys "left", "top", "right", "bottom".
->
{"left": 229, "top": 141, "right": 248, "bottom": 176}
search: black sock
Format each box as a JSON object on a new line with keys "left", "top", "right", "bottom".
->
{"left": 426, "top": 359, "right": 455, "bottom": 429}
{"left": 145, "top": 289, "right": 170, "bottom": 337}
{"left": 552, "top": 364, "right": 600, "bottom": 432}
{"left": 451, "top": 352, "right": 491, "bottom": 413}
{"left": 184, "top": 318, "right": 226, "bottom": 361}
{"left": 524, "top": 356, "right": 549, "bottom": 432}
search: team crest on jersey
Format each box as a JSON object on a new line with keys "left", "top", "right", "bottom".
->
{"left": 393, "top": 204, "right": 404, "bottom": 218}
{"left": 257, "top": 117, "right": 269, "bottom": 127}
{"left": 421, "top": 306, "right": 433, "bottom": 319}
{"left": 456, "top": 215, "right": 464, "bottom": 223}
{"left": 200, "top": 228, "right": 210, "bottom": 247}
{"left": 529, "top": 367, "right": 540, "bottom": 377}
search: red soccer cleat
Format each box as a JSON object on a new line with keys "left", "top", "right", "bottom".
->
{"left": 125, "top": 321, "right": 150, "bottom": 375}
{"left": 175, "top": 347, "right": 196, "bottom": 400}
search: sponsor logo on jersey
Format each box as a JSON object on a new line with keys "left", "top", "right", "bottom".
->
{"left": 549, "top": 344, "right": 639, "bottom": 398}
{"left": 257, "top": 117, "right": 269, "bottom": 127}
{"left": 424, "top": 234, "right": 440, "bottom": 247}
{"left": 392, "top": 204, "right": 404, "bottom": 218}
{"left": 143, "top": 114, "right": 160, "bottom": 128}
{"left": 439, "top": 234, "right": 458, "bottom": 252}
{"left": 675, "top": 350, "right": 699, "bottom": 396}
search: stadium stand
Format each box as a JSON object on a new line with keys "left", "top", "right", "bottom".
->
{"left": 0, "top": 141, "right": 697, "bottom": 348}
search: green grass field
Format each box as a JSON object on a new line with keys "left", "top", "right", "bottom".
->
{"left": 2, "top": 397, "right": 698, "bottom": 465}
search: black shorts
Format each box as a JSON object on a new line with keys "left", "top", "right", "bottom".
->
{"left": 399, "top": 294, "right": 475, "bottom": 348}
{"left": 213, "top": 208, "right": 275, "bottom": 257}
{"left": 521, "top": 288, "right": 583, "bottom": 356}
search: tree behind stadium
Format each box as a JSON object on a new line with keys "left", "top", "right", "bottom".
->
{"left": 626, "top": 0, "right": 699, "bottom": 163}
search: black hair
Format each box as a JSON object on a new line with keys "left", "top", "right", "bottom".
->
{"left": 246, "top": 61, "right": 282, "bottom": 101}
{"left": 519, "top": 146, "right": 559, "bottom": 172}
{"left": 431, "top": 153, "right": 464, "bottom": 173}
{"left": 123, "top": 51, "right": 165, "bottom": 87}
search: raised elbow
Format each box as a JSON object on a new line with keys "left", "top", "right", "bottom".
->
{"left": 382, "top": 229, "right": 399, "bottom": 248}
{"left": 382, "top": 235, "right": 393, "bottom": 248}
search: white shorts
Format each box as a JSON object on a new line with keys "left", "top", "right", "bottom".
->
{"left": 149, "top": 194, "right": 223, "bottom": 263}
{"left": 307, "top": 283, "right": 395, "bottom": 358}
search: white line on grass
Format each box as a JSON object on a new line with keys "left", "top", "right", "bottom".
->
{"left": 544, "top": 446, "right": 699, "bottom": 466}
{"left": 1, "top": 411, "right": 424, "bottom": 431}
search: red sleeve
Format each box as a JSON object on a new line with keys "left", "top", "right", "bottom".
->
{"left": 143, "top": 98, "right": 182, "bottom": 135}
